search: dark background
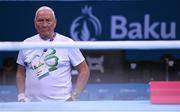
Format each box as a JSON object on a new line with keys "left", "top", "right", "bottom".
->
{"left": 0, "top": 0, "right": 180, "bottom": 85}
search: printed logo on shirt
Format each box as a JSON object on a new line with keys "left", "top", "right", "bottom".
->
{"left": 44, "top": 49, "right": 59, "bottom": 72}
{"left": 31, "top": 54, "right": 49, "bottom": 80}
{"left": 25, "top": 49, "right": 59, "bottom": 79}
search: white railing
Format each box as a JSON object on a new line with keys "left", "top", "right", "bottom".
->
{"left": 0, "top": 41, "right": 180, "bottom": 51}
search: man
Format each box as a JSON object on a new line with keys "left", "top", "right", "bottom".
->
{"left": 16, "top": 6, "right": 90, "bottom": 102}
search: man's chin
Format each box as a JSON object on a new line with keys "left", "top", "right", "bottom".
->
{"left": 40, "top": 35, "right": 50, "bottom": 40}
{"left": 40, "top": 34, "right": 50, "bottom": 40}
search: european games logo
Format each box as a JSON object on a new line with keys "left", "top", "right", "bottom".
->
{"left": 70, "top": 5, "right": 102, "bottom": 41}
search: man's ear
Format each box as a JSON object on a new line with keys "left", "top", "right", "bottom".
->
{"left": 34, "top": 19, "right": 37, "bottom": 30}
{"left": 54, "top": 18, "right": 57, "bottom": 28}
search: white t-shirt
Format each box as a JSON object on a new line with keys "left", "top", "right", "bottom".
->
{"left": 17, "top": 33, "right": 85, "bottom": 101}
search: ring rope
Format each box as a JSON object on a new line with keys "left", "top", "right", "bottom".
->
{"left": 0, "top": 41, "right": 180, "bottom": 51}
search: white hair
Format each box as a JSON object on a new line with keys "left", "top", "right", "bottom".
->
{"left": 35, "top": 6, "right": 56, "bottom": 20}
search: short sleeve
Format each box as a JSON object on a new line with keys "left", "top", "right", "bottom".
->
{"left": 16, "top": 50, "right": 25, "bottom": 66}
{"left": 68, "top": 48, "right": 85, "bottom": 67}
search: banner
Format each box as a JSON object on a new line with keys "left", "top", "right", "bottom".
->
{"left": 0, "top": 1, "right": 179, "bottom": 63}
{"left": 0, "top": 84, "right": 150, "bottom": 102}
{"left": 0, "top": 1, "right": 179, "bottom": 41}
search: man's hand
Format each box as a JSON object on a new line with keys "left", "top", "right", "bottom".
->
{"left": 18, "top": 93, "right": 29, "bottom": 102}
{"left": 71, "top": 91, "right": 80, "bottom": 101}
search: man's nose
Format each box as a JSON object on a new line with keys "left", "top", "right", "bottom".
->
{"left": 42, "top": 21, "right": 48, "bottom": 27}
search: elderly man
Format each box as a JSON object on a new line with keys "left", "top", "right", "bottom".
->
{"left": 16, "top": 6, "right": 90, "bottom": 102}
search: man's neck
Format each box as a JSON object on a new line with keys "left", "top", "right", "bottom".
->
{"left": 40, "top": 32, "right": 56, "bottom": 40}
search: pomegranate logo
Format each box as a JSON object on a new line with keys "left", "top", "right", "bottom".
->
{"left": 70, "top": 5, "right": 102, "bottom": 41}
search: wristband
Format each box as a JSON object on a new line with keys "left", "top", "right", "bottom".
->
{"left": 17, "top": 93, "right": 29, "bottom": 102}
{"left": 71, "top": 91, "right": 80, "bottom": 101}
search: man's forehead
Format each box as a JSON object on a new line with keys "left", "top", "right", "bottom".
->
{"left": 35, "top": 6, "right": 56, "bottom": 19}
{"left": 37, "top": 9, "right": 52, "bottom": 16}
{"left": 36, "top": 10, "right": 55, "bottom": 20}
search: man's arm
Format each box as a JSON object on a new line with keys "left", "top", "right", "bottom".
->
{"left": 16, "top": 64, "right": 27, "bottom": 101}
{"left": 72, "top": 60, "right": 90, "bottom": 100}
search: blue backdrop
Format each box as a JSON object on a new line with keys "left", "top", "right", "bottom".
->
{"left": 0, "top": 83, "right": 149, "bottom": 102}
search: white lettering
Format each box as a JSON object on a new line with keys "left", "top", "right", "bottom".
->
{"left": 144, "top": 14, "right": 159, "bottom": 39}
{"left": 110, "top": 14, "right": 176, "bottom": 40}
{"left": 111, "top": 16, "right": 127, "bottom": 39}
{"left": 161, "top": 22, "right": 176, "bottom": 39}
{"left": 128, "top": 23, "right": 142, "bottom": 39}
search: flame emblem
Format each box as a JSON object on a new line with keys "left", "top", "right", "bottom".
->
{"left": 70, "top": 5, "right": 102, "bottom": 41}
